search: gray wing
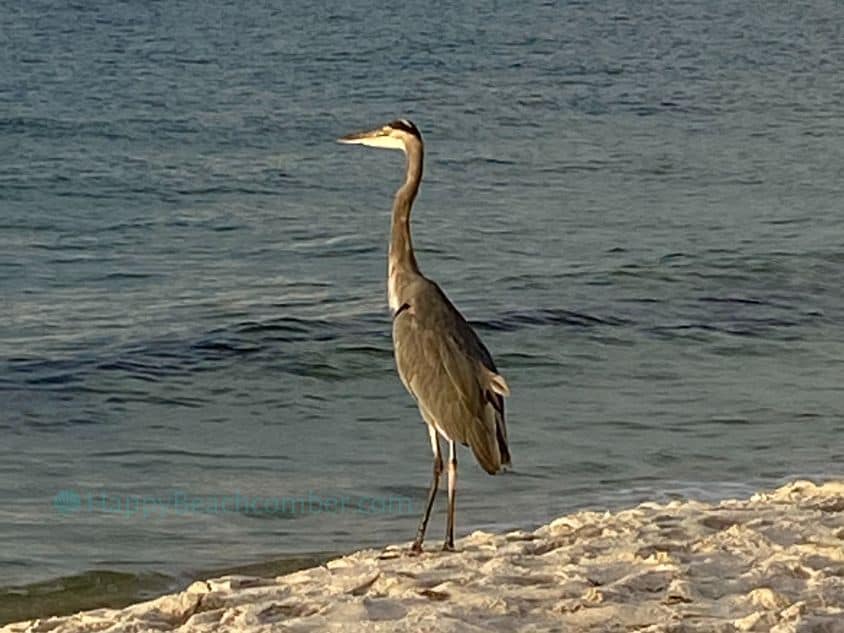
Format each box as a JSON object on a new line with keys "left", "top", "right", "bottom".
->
{"left": 392, "top": 280, "right": 511, "bottom": 474}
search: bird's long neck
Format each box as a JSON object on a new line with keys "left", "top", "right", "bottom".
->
{"left": 389, "top": 140, "right": 424, "bottom": 295}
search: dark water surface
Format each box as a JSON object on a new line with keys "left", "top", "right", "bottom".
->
{"left": 2, "top": 0, "right": 843, "bottom": 622}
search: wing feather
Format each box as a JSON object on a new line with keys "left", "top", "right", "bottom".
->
{"left": 392, "top": 280, "right": 511, "bottom": 473}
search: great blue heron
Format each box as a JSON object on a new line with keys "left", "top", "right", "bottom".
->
{"left": 338, "top": 119, "right": 511, "bottom": 552}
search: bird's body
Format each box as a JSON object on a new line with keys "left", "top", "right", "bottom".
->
{"left": 339, "top": 119, "right": 511, "bottom": 552}
{"left": 392, "top": 279, "right": 510, "bottom": 474}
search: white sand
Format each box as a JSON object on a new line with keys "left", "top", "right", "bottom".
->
{"left": 5, "top": 480, "right": 843, "bottom": 633}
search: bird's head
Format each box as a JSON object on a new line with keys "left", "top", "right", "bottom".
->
{"left": 337, "top": 119, "right": 422, "bottom": 153}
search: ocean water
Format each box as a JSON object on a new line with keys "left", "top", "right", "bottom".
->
{"left": 2, "top": 0, "right": 843, "bottom": 622}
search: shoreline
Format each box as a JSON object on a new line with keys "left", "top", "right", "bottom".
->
{"left": 0, "top": 554, "right": 337, "bottom": 628}
{"left": 3, "top": 479, "right": 842, "bottom": 632}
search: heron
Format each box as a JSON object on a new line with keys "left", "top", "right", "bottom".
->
{"left": 338, "top": 119, "right": 511, "bottom": 552}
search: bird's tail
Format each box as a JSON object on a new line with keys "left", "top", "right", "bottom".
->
{"left": 496, "top": 408, "right": 512, "bottom": 471}
{"left": 469, "top": 391, "right": 511, "bottom": 475}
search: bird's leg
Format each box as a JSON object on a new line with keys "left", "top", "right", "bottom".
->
{"left": 411, "top": 425, "right": 442, "bottom": 554}
{"left": 443, "top": 440, "right": 457, "bottom": 552}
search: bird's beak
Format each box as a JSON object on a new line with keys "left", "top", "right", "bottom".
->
{"left": 337, "top": 126, "right": 406, "bottom": 151}
{"left": 337, "top": 126, "right": 386, "bottom": 145}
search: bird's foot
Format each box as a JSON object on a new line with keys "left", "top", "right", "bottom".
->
{"left": 441, "top": 541, "right": 456, "bottom": 553}
{"left": 408, "top": 541, "right": 424, "bottom": 556}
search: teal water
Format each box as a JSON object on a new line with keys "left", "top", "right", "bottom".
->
{"left": 2, "top": 0, "right": 843, "bottom": 622}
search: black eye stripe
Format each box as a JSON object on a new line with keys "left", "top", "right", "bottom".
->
{"left": 388, "top": 119, "right": 421, "bottom": 138}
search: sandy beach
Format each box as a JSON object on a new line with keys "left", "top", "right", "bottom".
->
{"left": 4, "top": 480, "right": 842, "bottom": 633}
